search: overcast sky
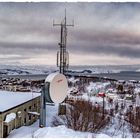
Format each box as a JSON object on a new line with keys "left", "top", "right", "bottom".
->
{"left": 0, "top": 2, "right": 140, "bottom": 66}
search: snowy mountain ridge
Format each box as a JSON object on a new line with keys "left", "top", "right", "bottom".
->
{"left": 0, "top": 64, "right": 140, "bottom": 75}
{"left": 0, "top": 65, "right": 57, "bottom": 75}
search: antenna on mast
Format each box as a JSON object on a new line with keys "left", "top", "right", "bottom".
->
{"left": 53, "top": 9, "right": 74, "bottom": 74}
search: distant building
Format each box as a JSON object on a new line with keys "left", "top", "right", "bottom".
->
{"left": 0, "top": 91, "right": 40, "bottom": 138}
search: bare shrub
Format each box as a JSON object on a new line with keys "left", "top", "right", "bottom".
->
{"left": 52, "top": 115, "right": 68, "bottom": 127}
{"left": 125, "top": 106, "right": 140, "bottom": 135}
{"left": 52, "top": 116, "right": 64, "bottom": 127}
{"left": 62, "top": 98, "right": 110, "bottom": 132}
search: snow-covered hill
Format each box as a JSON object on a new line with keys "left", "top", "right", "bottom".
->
{"left": 0, "top": 64, "right": 140, "bottom": 75}
{"left": 0, "top": 65, "right": 57, "bottom": 75}
{"left": 8, "top": 104, "right": 93, "bottom": 138}
{"left": 8, "top": 104, "right": 133, "bottom": 138}
{"left": 136, "top": 69, "right": 140, "bottom": 72}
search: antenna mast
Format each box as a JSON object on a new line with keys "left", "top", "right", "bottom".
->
{"left": 53, "top": 9, "right": 74, "bottom": 74}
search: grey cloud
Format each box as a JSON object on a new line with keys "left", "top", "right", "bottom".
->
{"left": 66, "top": 28, "right": 140, "bottom": 58}
{"left": 0, "top": 2, "right": 140, "bottom": 65}
{"left": 70, "top": 29, "right": 140, "bottom": 46}
{"left": 69, "top": 42, "right": 140, "bottom": 59}
{"left": 0, "top": 56, "right": 29, "bottom": 60}
{"left": 0, "top": 41, "right": 57, "bottom": 55}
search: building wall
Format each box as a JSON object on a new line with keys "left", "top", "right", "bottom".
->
{"left": 0, "top": 96, "right": 40, "bottom": 138}
{"left": 0, "top": 114, "right": 3, "bottom": 138}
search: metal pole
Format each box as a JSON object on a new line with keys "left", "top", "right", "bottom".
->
{"left": 53, "top": 9, "right": 74, "bottom": 75}
{"left": 39, "top": 86, "right": 46, "bottom": 127}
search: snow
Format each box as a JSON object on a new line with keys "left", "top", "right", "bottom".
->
{"left": 4, "top": 113, "right": 16, "bottom": 123}
{"left": 45, "top": 104, "right": 59, "bottom": 127}
{"left": 8, "top": 103, "right": 133, "bottom": 138}
{"left": 34, "top": 125, "right": 92, "bottom": 138}
{"left": 6, "top": 84, "right": 136, "bottom": 138}
{"left": 81, "top": 93, "right": 103, "bottom": 104}
{"left": 68, "top": 77, "right": 79, "bottom": 83}
{"left": 8, "top": 104, "right": 92, "bottom": 138}
{"left": 86, "top": 82, "right": 110, "bottom": 94}
{"left": 136, "top": 94, "right": 140, "bottom": 106}
{"left": 106, "top": 88, "right": 117, "bottom": 93}
{"left": 69, "top": 67, "right": 121, "bottom": 74}
{"left": 101, "top": 115, "right": 132, "bottom": 138}
{"left": 4, "top": 76, "right": 140, "bottom": 138}
{"left": 134, "top": 87, "right": 140, "bottom": 94}
{"left": 0, "top": 64, "right": 57, "bottom": 75}
{"left": 28, "top": 111, "right": 40, "bottom": 116}
{"left": 8, "top": 122, "right": 93, "bottom": 138}
{"left": 118, "top": 80, "right": 125, "bottom": 83}
{"left": 95, "top": 133, "right": 111, "bottom": 138}
{"left": 136, "top": 69, "right": 140, "bottom": 72}
{"left": 0, "top": 64, "right": 140, "bottom": 76}
{"left": 8, "top": 104, "right": 58, "bottom": 138}
{"left": 106, "top": 93, "right": 118, "bottom": 100}
{"left": 68, "top": 87, "right": 78, "bottom": 94}
{"left": 8, "top": 122, "right": 39, "bottom": 138}
{"left": 0, "top": 90, "right": 40, "bottom": 112}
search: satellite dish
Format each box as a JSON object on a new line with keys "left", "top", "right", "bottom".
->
{"left": 45, "top": 73, "right": 68, "bottom": 104}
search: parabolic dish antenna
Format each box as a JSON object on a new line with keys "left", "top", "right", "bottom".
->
{"left": 45, "top": 73, "right": 68, "bottom": 104}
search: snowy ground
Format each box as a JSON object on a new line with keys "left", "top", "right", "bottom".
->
{"left": 100, "top": 115, "right": 132, "bottom": 138}
{"left": 8, "top": 104, "right": 93, "bottom": 138}
{"left": 7, "top": 80, "right": 139, "bottom": 138}
{"left": 7, "top": 105, "right": 98, "bottom": 138}
{"left": 4, "top": 75, "right": 140, "bottom": 138}
{"left": 8, "top": 103, "right": 133, "bottom": 138}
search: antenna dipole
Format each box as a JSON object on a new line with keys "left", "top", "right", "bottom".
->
{"left": 53, "top": 9, "right": 74, "bottom": 74}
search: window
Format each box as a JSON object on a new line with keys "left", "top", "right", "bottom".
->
{"left": 29, "top": 106, "right": 31, "bottom": 110}
{"left": 33, "top": 115, "right": 35, "bottom": 119}
{"left": 24, "top": 118, "right": 26, "bottom": 125}
{"left": 29, "top": 115, "right": 31, "bottom": 121}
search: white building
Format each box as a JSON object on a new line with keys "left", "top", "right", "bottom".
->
{"left": 0, "top": 91, "right": 40, "bottom": 138}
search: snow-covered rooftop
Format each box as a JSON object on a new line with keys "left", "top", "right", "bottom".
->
{"left": 0, "top": 90, "right": 40, "bottom": 112}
